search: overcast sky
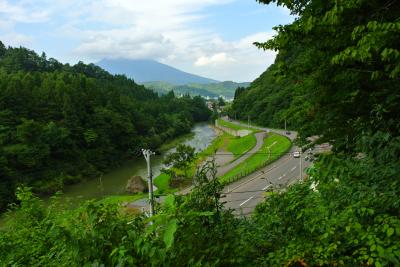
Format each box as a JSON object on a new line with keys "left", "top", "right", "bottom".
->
{"left": 0, "top": 0, "right": 294, "bottom": 82}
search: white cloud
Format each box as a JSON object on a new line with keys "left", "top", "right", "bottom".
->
{"left": 187, "top": 32, "right": 276, "bottom": 81}
{"left": 0, "top": 0, "right": 50, "bottom": 23}
{"left": 0, "top": 33, "right": 33, "bottom": 47}
{"left": 0, "top": 0, "right": 284, "bottom": 81}
{"left": 195, "top": 52, "right": 235, "bottom": 66}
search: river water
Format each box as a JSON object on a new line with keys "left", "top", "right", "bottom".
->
{"left": 59, "top": 123, "right": 216, "bottom": 202}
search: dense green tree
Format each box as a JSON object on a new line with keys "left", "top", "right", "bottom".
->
{"left": 163, "top": 144, "right": 196, "bottom": 177}
{"left": 241, "top": 0, "right": 400, "bottom": 151}
{"left": 217, "top": 97, "right": 225, "bottom": 107}
{"left": 1, "top": 1, "right": 399, "bottom": 266}
{"left": 0, "top": 44, "right": 211, "bottom": 211}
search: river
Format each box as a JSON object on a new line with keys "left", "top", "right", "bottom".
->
{"left": 58, "top": 122, "right": 216, "bottom": 203}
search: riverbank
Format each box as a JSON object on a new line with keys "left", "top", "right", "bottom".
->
{"left": 72, "top": 123, "right": 216, "bottom": 205}
{"left": 0, "top": 123, "right": 217, "bottom": 226}
{"left": 158, "top": 132, "right": 196, "bottom": 153}
{"left": 150, "top": 122, "right": 261, "bottom": 196}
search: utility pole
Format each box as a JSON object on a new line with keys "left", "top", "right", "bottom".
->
{"left": 142, "top": 149, "right": 155, "bottom": 216}
{"left": 284, "top": 119, "right": 287, "bottom": 131}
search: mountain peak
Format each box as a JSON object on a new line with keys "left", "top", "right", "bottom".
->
{"left": 97, "top": 58, "right": 219, "bottom": 85}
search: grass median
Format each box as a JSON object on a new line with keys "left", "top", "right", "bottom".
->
{"left": 219, "top": 132, "right": 292, "bottom": 184}
{"left": 227, "top": 134, "right": 257, "bottom": 160}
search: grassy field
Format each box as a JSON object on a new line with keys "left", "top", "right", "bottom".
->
{"left": 219, "top": 133, "right": 292, "bottom": 184}
{"left": 227, "top": 134, "right": 257, "bottom": 160}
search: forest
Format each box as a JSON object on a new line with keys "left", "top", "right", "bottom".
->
{"left": 1, "top": 0, "right": 400, "bottom": 266}
{"left": 0, "top": 42, "right": 211, "bottom": 211}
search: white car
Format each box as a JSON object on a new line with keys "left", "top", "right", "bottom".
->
{"left": 293, "top": 151, "right": 300, "bottom": 158}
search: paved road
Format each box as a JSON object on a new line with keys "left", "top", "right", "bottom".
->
{"left": 221, "top": 118, "right": 309, "bottom": 215}
{"left": 130, "top": 118, "right": 307, "bottom": 214}
{"left": 218, "top": 118, "right": 315, "bottom": 216}
{"left": 163, "top": 124, "right": 267, "bottom": 196}
{"left": 221, "top": 146, "right": 311, "bottom": 216}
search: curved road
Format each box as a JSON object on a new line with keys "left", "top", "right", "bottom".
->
{"left": 130, "top": 119, "right": 315, "bottom": 216}
{"left": 219, "top": 118, "right": 313, "bottom": 216}
{"left": 216, "top": 131, "right": 266, "bottom": 177}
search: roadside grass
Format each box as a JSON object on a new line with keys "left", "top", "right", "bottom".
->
{"left": 217, "top": 119, "right": 256, "bottom": 132}
{"left": 219, "top": 133, "right": 292, "bottom": 184}
{"left": 197, "top": 131, "right": 227, "bottom": 158}
{"left": 227, "top": 134, "right": 257, "bottom": 160}
{"left": 153, "top": 173, "right": 170, "bottom": 193}
{"left": 236, "top": 119, "right": 292, "bottom": 133}
{"left": 97, "top": 193, "right": 146, "bottom": 205}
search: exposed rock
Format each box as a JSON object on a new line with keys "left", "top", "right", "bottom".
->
{"left": 126, "top": 175, "right": 148, "bottom": 194}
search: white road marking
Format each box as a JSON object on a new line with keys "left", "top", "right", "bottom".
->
{"left": 291, "top": 166, "right": 296, "bottom": 171}
{"left": 239, "top": 196, "right": 254, "bottom": 207}
{"left": 263, "top": 184, "right": 273, "bottom": 190}
{"left": 224, "top": 156, "right": 291, "bottom": 194}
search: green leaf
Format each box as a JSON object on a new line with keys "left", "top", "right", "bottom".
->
{"left": 387, "top": 227, "right": 394, "bottom": 237}
{"left": 164, "top": 194, "right": 175, "bottom": 208}
{"left": 163, "top": 219, "right": 178, "bottom": 249}
{"left": 377, "top": 245, "right": 385, "bottom": 256}
{"left": 194, "top": 211, "right": 214, "bottom": 217}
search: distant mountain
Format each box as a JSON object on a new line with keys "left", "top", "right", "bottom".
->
{"left": 188, "top": 81, "right": 251, "bottom": 98}
{"left": 97, "top": 58, "right": 218, "bottom": 85}
{"left": 143, "top": 81, "right": 251, "bottom": 99}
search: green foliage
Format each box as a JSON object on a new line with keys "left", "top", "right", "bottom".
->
{"left": 239, "top": 0, "right": 400, "bottom": 151}
{"left": 230, "top": 64, "right": 295, "bottom": 129}
{"left": 153, "top": 173, "right": 173, "bottom": 194}
{"left": 0, "top": 163, "right": 248, "bottom": 266}
{"left": 1, "top": 142, "right": 400, "bottom": 266}
{"left": 232, "top": 0, "right": 400, "bottom": 265}
{"left": 0, "top": 44, "right": 211, "bottom": 211}
{"left": 163, "top": 144, "right": 196, "bottom": 177}
{"left": 1, "top": 0, "right": 400, "bottom": 265}
{"left": 217, "top": 97, "right": 225, "bottom": 107}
